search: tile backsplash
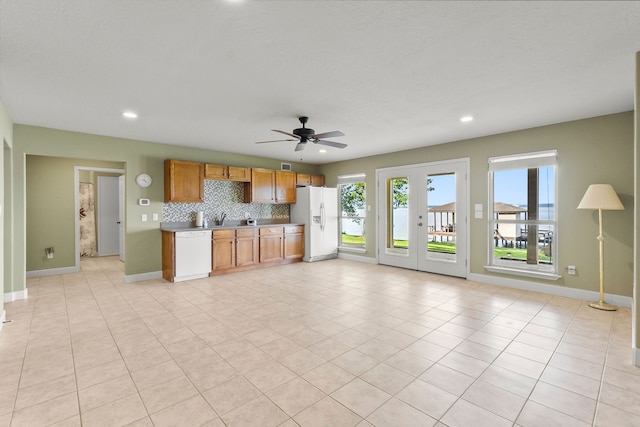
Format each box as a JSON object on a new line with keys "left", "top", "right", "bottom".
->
{"left": 163, "top": 180, "right": 289, "bottom": 223}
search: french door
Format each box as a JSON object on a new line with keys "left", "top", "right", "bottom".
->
{"left": 377, "top": 159, "right": 468, "bottom": 277}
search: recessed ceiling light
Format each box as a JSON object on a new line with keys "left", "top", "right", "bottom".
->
{"left": 123, "top": 111, "right": 138, "bottom": 119}
{"left": 460, "top": 115, "right": 473, "bottom": 122}
{"left": 319, "top": 149, "right": 327, "bottom": 153}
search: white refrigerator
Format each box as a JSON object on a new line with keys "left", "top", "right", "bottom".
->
{"left": 290, "top": 187, "right": 339, "bottom": 262}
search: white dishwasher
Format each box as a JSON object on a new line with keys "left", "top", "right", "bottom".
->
{"left": 174, "top": 230, "right": 212, "bottom": 282}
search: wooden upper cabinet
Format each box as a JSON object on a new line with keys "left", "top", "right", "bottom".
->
{"left": 275, "top": 171, "right": 296, "bottom": 203}
{"left": 296, "top": 173, "right": 311, "bottom": 187}
{"left": 205, "top": 164, "right": 251, "bottom": 182}
{"left": 204, "top": 164, "right": 227, "bottom": 180}
{"left": 164, "top": 159, "right": 204, "bottom": 202}
{"left": 311, "top": 175, "right": 325, "bottom": 187}
{"left": 245, "top": 168, "right": 275, "bottom": 203}
{"left": 244, "top": 168, "right": 298, "bottom": 204}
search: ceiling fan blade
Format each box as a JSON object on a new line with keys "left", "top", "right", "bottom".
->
{"left": 315, "top": 139, "right": 347, "bottom": 149}
{"left": 312, "top": 130, "right": 345, "bottom": 139}
{"left": 295, "top": 142, "right": 306, "bottom": 151}
{"left": 255, "top": 139, "right": 297, "bottom": 144}
{"left": 272, "top": 129, "right": 300, "bottom": 139}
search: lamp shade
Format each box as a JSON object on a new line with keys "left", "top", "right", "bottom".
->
{"left": 577, "top": 184, "right": 624, "bottom": 210}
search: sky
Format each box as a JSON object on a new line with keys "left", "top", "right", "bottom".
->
{"left": 425, "top": 167, "right": 555, "bottom": 207}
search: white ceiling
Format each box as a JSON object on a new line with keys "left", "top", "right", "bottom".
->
{"left": 1, "top": 1, "right": 640, "bottom": 165}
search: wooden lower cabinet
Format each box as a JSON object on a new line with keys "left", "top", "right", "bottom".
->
{"left": 162, "top": 231, "right": 176, "bottom": 282}
{"left": 212, "top": 229, "right": 235, "bottom": 271}
{"left": 284, "top": 226, "right": 304, "bottom": 260}
{"left": 236, "top": 228, "right": 258, "bottom": 266}
{"left": 210, "top": 226, "right": 298, "bottom": 275}
{"left": 259, "top": 227, "right": 284, "bottom": 263}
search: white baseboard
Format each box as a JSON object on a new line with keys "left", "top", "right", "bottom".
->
{"left": 26, "top": 265, "right": 79, "bottom": 278}
{"left": 4, "top": 289, "right": 28, "bottom": 303}
{"left": 124, "top": 271, "right": 163, "bottom": 283}
{"left": 467, "top": 273, "right": 632, "bottom": 308}
{"left": 338, "top": 252, "right": 378, "bottom": 264}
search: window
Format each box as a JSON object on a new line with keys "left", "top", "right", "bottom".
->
{"left": 487, "top": 150, "right": 559, "bottom": 279}
{"left": 338, "top": 173, "right": 366, "bottom": 250}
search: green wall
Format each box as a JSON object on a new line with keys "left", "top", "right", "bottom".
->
{"left": 25, "top": 156, "right": 124, "bottom": 271}
{"left": 7, "top": 112, "right": 635, "bottom": 301}
{"left": 10, "top": 125, "right": 321, "bottom": 294}
{"left": 320, "top": 112, "right": 634, "bottom": 298}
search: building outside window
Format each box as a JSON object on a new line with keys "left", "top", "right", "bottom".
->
{"left": 338, "top": 173, "right": 366, "bottom": 250}
{"left": 487, "top": 150, "right": 558, "bottom": 278}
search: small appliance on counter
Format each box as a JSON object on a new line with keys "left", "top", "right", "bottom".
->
{"left": 246, "top": 218, "right": 257, "bottom": 226}
{"left": 195, "top": 211, "right": 204, "bottom": 227}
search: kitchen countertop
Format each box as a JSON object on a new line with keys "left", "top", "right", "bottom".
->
{"left": 160, "top": 221, "right": 304, "bottom": 232}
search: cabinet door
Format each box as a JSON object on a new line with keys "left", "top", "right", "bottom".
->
{"left": 245, "top": 168, "right": 274, "bottom": 203}
{"left": 236, "top": 235, "right": 258, "bottom": 266}
{"left": 259, "top": 227, "right": 284, "bottom": 263}
{"left": 164, "top": 159, "right": 204, "bottom": 202}
{"left": 275, "top": 171, "right": 296, "bottom": 203}
{"left": 296, "top": 173, "right": 311, "bottom": 186}
{"left": 228, "top": 166, "right": 251, "bottom": 182}
{"left": 311, "top": 175, "right": 325, "bottom": 187}
{"left": 205, "top": 164, "right": 228, "bottom": 180}
{"left": 212, "top": 230, "right": 236, "bottom": 271}
{"left": 284, "top": 228, "right": 304, "bottom": 260}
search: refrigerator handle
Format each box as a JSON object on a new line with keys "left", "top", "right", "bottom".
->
{"left": 320, "top": 202, "right": 325, "bottom": 232}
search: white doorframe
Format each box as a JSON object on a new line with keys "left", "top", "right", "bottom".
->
{"left": 376, "top": 158, "right": 470, "bottom": 278}
{"left": 74, "top": 167, "right": 125, "bottom": 268}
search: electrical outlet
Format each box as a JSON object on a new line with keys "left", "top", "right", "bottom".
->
{"left": 567, "top": 265, "right": 576, "bottom": 275}
{"left": 245, "top": 212, "right": 251, "bottom": 219}
{"left": 152, "top": 213, "right": 158, "bottom": 221}
{"left": 142, "top": 214, "right": 147, "bottom": 222}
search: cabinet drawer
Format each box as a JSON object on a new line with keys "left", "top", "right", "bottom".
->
{"left": 213, "top": 229, "right": 235, "bottom": 239}
{"left": 284, "top": 225, "right": 304, "bottom": 234}
{"left": 236, "top": 228, "right": 257, "bottom": 238}
{"left": 259, "top": 226, "right": 283, "bottom": 235}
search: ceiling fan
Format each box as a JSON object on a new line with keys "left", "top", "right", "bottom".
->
{"left": 256, "top": 116, "right": 347, "bottom": 151}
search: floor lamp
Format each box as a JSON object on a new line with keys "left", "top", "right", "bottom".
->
{"left": 577, "top": 184, "right": 624, "bottom": 311}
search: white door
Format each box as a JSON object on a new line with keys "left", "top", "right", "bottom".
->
{"left": 377, "top": 159, "right": 469, "bottom": 278}
{"left": 118, "top": 175, "right": 125, "bottom": 261}
{"left": 97, "top": 176, "right": 120, "bottom": 256}
{"left": 321, "top": 188, "right": 339, "bottom": 255}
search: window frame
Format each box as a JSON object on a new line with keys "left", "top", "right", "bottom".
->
{"left": 338, "top": 173, "right": 366, "bottom": 252}
{"left": 485, "top": 150, "right": 561, "bottom": 280}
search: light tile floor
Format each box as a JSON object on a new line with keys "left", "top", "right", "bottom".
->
{"left": 1, "top": 257, "right": 639, "bottom": 426}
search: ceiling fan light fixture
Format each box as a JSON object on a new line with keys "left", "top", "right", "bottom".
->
{"left": 255, "top": 116, "right": 347, "bottom": 152}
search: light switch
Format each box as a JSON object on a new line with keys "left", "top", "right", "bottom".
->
{"left": 152, "top": 213, "right": 158, "bottom": 221}
{"left": 474, "top": 203, "right": 483, "bottom": 219}
{"left": 142, "top": 214, "right": 148, "bottom": 222}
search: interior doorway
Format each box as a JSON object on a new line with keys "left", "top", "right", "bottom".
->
{"left": 377, "top": 159, "right": 469, "bottom": 278}
{"left": 75, "top": 167, "right": 125, "bottom": 265}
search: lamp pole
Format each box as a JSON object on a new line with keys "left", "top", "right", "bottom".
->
{"left": 590, "top": 207, "right": 616, "bottom": 311}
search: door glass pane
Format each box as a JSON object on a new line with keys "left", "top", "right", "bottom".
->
{"left": 388, "top": 177, "right": 409, "bottom": 252}
{"left": 426, "top": 172, "right": 456, "bottom": 262}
